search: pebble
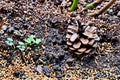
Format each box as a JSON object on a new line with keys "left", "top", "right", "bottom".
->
{"left": 43, "top": 66, "right": 51, "bottom": 77}
{"left": 0, "top": 30, "right": 4, "bottom": 34}
{"left": 36, "top": 65, "right": 43, "bottom": 74}
{"left": 14, "top": 30, "right": 23, "bottom": 36}
{"left": 117, "top": 11, "right": 120, "bottom": 17}
{"left": 2, "top": 25, "right": 7, "bottom": 30}
{"left": 53, "top": 65, "right": 61, "bottom": 71}
{"left": 66, "top": 58, "right": 74, "bottom": 63}
{"left": 23, "top": 24, "right": 29, "bottom": 29}
{"left": 13, "top": 70, "right": 21, "bottom": 78}
{"left": 7, "top": 27, "right": 14, "bottom": 34}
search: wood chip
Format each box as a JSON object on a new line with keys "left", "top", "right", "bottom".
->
{"left": 73, "top": 42, "right": 81, "bottom": 49}
{"left": 80, "top": 38, "right": 89, "bottom": 45}
{"left": 78, "top": 48, "right": 86, "bottom": 53}
{"left": 70, "top": 33, "right": 79, "bottom": 42}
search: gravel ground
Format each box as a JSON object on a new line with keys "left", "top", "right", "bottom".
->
{"left": 0, "top": 0, "right": 120, "bottom": 80}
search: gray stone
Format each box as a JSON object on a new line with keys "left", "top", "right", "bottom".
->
{"left": 117, "top": 11, "right": 120, "bottom": 17}
{"left": 36, "top": 65, "right": 43, "bottom": 74}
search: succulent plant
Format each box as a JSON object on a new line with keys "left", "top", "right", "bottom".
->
{"left": 5, "top": 37, "right": 14, "bottom": 46}
{"left": 16, "top": 41, "right": 26, "bottom": 51}
{"left": 24, "top": 35, "right": 41, "bottom": 45}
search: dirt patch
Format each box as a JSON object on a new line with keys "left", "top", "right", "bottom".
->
{"left": 0, "top": 0, "right": 120, "bottom": 79}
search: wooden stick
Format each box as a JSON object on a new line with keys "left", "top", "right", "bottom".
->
{"left": 88, "top": 0, "right": 116, "bottom": 17}
{"left": 91, "top": 0, "right": 104, "bottom": 8}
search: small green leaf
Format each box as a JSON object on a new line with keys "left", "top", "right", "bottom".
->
{"left": 19, "top": 48, "right": 25, "bottom": 51}
{"left": 30, "top": 35, "right": 35, "bottom": 38}
{"left": 35, "top": 39, "right": 41, "bottom": 44}
{"left": 16, "top": 45, "right": 26, "bottom": 51}
{"left": 25, "top": 38, "right": 32, "bottom": 44}
{"left": 16, "top": 45, "right": 21, "bottom": 48}
{"left": 5, "top": 41, "right": 14, "bottom": 46}
{"left": 86, "top": 4, "right": 94, "bottom": 9}
{"left": 18, "top": 41, "right": 25, "bottom": 45}
{"left": 7, "top": 38, "right": 13, "bottom": 41}
{"left": 9, "top": 42, "right": 14, "bottom": 46}
{"left": 22, "top": 46, "right": 26, "bottom": 49}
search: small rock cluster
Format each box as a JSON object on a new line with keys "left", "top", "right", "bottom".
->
{"left": 66, "top": 23, "right": 100, "bottom": 55}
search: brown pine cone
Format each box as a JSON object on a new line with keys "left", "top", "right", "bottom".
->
{"left": 66, "top": 24, "right": 100, "bottom": 55}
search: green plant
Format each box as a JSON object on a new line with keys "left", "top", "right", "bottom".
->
{"left": 24, "top": 35, "right": 41, "bottom": 45}
{"left": 5, "top": 38, "right": 14, "bottom": 46}
{"left": 70, "top": 0, "right": 79, "bottom": 11}
{"left": 16, "top": 41, "right": 26, "bottom": 51}
{"left": 85, "top": 4, "right": 95, "bottom": 9}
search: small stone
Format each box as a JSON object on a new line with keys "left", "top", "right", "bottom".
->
{"left": 7, "top": 27, "right": 14, "bottom": 33}
{"left": 23, "top": 24, "right": 29, "bottom": 29}
{"left": 80, "top": 38, "right": 89, "bottom": 45}
{"left": 53, "top": 65, "right": 61, "bottom": 71}
{"left": 36, "top": 65, "right": 43, "bottom": 74}
{"left": 13, "top": 70, "right": 21, "bottom": 78}
{"left": 66, "top": 58, "right": 74, "bottom": 62}
{"left": 2, "top": 25, "right": 7, "bottom": 30}
{"left": 0, "top": 30, "right": 4, "bottom": 34}
{"left": 117, "top": 11, "right": 120, "bottom": 17}
{"left": 70, "top": 33, "right": 78, "bottom": 42}
{"left": 14, "top": 30, "right": 23, "bottom": 36}
{"left": 73, "top": 42, "right": 81, "bottom": 49}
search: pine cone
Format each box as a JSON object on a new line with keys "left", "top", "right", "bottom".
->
{"left": 66, "top": 24, "right": 100, "bottom": 55}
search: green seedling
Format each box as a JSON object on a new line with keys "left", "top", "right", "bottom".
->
{"left": 35, "top": 38, "right": 41, "bottom": 44}
{"left": 5, "top": 37, "right": 14, "bottom": 46}
{"left": 39, "top": 59, "right": 46, "bottom": 65}
{"left": 70, "top": 0, "right": 79, "bottom": 11}
{"left": 25, "top": 35, "right": 35, "bottom": 45}
{"left": 25, "top": 35, "right": 41, "bottom": 45}
{"left": 16, "top": 41, "right": 26, "bottom": 51}
{"left": 85, "top": 3, "right": 95, "bottom": 9}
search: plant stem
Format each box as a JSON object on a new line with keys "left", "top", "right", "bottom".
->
{"left": 70, "top": 0, "right": 79, "bottom": 11}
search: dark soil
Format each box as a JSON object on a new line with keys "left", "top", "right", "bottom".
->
{"left": 0, "top": 0, "right": 120, "bottom": 80}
